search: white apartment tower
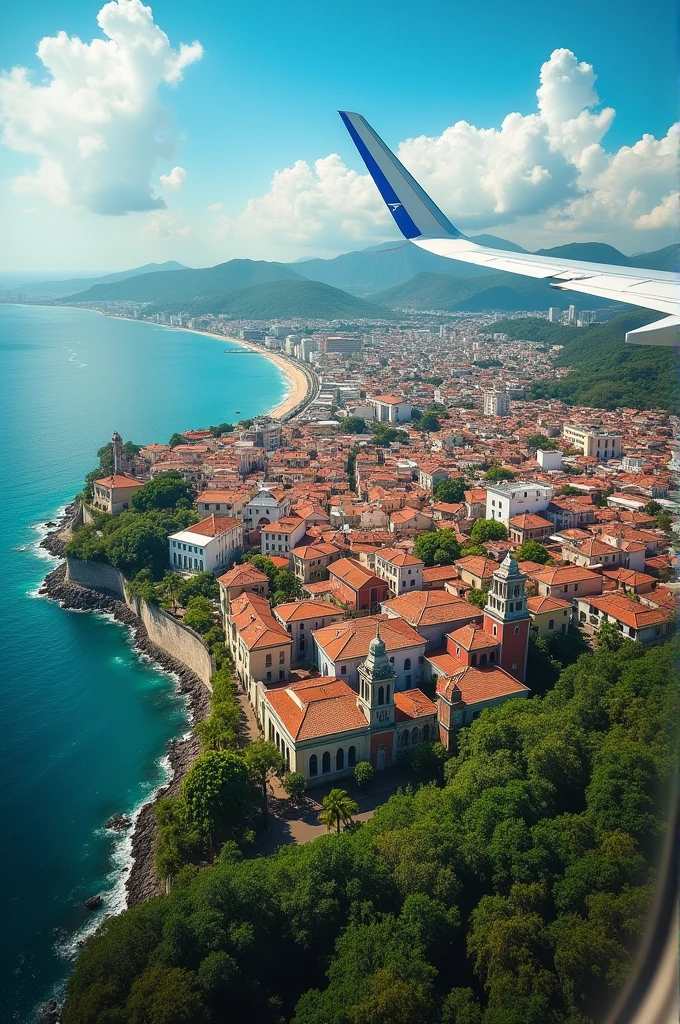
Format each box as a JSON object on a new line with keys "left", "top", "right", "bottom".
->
{"left": 483, "top": 390, "right": 511, "bottom": 417}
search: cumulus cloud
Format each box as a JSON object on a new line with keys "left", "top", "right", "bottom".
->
{"left": 0, "top": 0, "right": 202, "bottom": 215}
{"left": 142, "top": 210, "right": 190, "bottom": 238}
{"left": 239, "top": 48, "right": 678, "bottom": 250}
{"left": 160, "top": 166, "right": 187, "bottom": 190}
{"left": 634, "top": 191, "right": 679, "bottom": 230}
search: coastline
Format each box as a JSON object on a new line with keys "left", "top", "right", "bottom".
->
{"left": 39, "top": 511, "right": 211, "bottom": 911}
{"left": 176, "top": 327, "right": 311, "bottom": 419}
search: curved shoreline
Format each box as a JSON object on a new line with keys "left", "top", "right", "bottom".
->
{"left": 176, "top": 326, "right": 312, "bottom": 419}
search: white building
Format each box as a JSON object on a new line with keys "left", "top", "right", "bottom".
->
{"left": 483, "top": 390, "right": 511, "bottom": 417}
{"left": 242, "top": 486, "right": 291, "bottom": 529}
{"left": 486, "top": 481, "right": 553, "bottom": 525}
{"left": 260, "top": 516, "right": 307, "bottom": 556}
{"left": 370, "top": 395, "right": 413, "bottom": 424}
{"left": 169, "top": 515, "right": 242, "bottom": 574}
{"left": 548, "top": 307, "right": 561, "bottom": 322}
{"left": 536, "top": 448, "right": 562, "bottom": 471}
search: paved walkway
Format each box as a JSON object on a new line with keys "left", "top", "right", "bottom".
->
{"left": 235, "top": 680, "right": 411, "bottom": 855}
{"left": 251, "top": 765, "right": 411, "bottom": 856}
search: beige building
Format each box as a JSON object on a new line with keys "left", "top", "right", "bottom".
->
{"left": 92, "top": 474, "right": 144, "bottom": 514}
{"left": 374, "top": 548, "right": 424, "bottom": 596}
{"left": 217, "top": 563, "right": 269, "bottom": 619}
{"left": 195, "top": 489, "right": 250, "bottom": 517}
{"left": 227, "top": 592, "right": 292, "bottom": 701}
{"left": 563, "top": 425, "right": 622, "bottom": 460}
{"left": 273, "top": 600, "right": 346, "bottom": 666}
{"left": 575, "top": 594, "right": 673, "bottom": 644}
{"left": 527, "top": 594, "right": 572, "bottom": 635}
{"left": 290, "top": 541, "right": 340, "bottom": 584}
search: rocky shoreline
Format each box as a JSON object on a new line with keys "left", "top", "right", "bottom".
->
{"left": 39, "top": 519, "right": 210, "bottom": 908}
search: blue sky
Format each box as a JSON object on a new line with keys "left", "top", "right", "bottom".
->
{"left": 0, "top": 0, "right": 677, "bottom": 273}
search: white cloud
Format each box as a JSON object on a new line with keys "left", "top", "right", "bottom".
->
{"left": 160, "top": 165, "right": 187, "bottom": 190}
{"left": 238, "top": 48, "right": 678, "bottom": 252}
{"left": 142, "top": 210, "right": 190, "bottom": 238}
{"left": 634, "top": 191, "right": 679, "bottom": 230}
{"left": 0, "top": 0, "right": 202, "bottom": 215}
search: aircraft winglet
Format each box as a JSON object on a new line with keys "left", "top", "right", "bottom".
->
{"left": 338, "top": 111, "right": 464, "bottom": 241}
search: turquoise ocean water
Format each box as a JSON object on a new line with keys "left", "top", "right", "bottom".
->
{"left": 0, "top": 305, "right": 286, "bottom": 1021}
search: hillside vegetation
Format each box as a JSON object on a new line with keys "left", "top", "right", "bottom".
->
{"left": 369, "top": 271, "right": 613, "bottom": 312}
{"left": 65, "top": 259, "right": 303, "bottom": 303}
{"left": 61, "top": 636, "right": 676, "bottom": 1024}
{"left": 490, "top": 313, "right": 678, "bottom": 412}
{"left": 142, "top": 278, "right": 394, "bottom": 320}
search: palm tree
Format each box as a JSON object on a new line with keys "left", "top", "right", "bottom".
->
{"left": 318, "top": 788, "right": 359, "bottom": 834}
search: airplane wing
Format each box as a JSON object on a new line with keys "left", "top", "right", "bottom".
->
{"left": 339, "top": 111, "right": 680, "bottom": 346}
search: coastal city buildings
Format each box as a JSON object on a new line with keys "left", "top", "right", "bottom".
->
{"left": 88, "top": 298, "right": 676, "bottom": 784}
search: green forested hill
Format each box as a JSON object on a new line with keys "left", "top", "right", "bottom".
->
{"left": 65, "top": 259, "right": 303, "bottom": 303}
{"left": 61, "top": 637, "right": 675, "bottom": 1024}
{"left": 502, "top": 312, "right": 678, "bottom": 412}
{"left": 370, "top": 271, "right": 613, "bottom": 312}
{"left": 144, "top": 278, "right": 394, "bottom": 320}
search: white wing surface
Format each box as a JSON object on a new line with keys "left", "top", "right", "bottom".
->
{"left": 339, "top": 111, "right": 679, "bottom": 346}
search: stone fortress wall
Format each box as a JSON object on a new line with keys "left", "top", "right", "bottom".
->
{"left": 65, "top": 556, "right": 213, "bottom": 686}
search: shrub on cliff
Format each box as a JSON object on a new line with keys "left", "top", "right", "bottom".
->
{"left": 183, "top": 596, "right": 216, "bottom": 634}
{"left": 131, "top": 471, "right": 194, "bottom": 512}
{"left": 66, "top": 507, "right": 198, "bottom": 580}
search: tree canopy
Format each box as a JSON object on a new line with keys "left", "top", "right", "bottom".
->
{"left": 470, "top": 519, "right": 508, "bottom": 545}
{"left": 62, "top": 637, "right": 677, "bottom": 1024}
{"left": 131, "top": 471, "right": 194, "bottom": 512}
{"left": 413, "top": 529, "right": 461, "bottom": 566}
{"left": 434, "top": 478, "right": 466, "bottom": 504}
{"left": 484, "top": 466, "right": 516, "bottom": 482}
{"left": 342, "top": 416, "right": 367, "bottom": 435}
{"left": 515, "top": 540, "right": 551, "bottom": 564}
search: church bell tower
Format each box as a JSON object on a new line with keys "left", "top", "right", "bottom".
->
{"left": 482, "top": 554, "right": 530, "bottom": 683}
{"left": 112, "top": 431, "right": 123, "bottom": 475}
{"left": 357, "top": 624, "right": 396, "bottom": 729}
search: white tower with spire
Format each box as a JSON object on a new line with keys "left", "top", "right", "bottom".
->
{"left": 357, "top": 623, "right": 396, "bottom": 729}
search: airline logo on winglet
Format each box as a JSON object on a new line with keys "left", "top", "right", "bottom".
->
{"left": 387, "top": 202, "right": 402, "bottom": 211}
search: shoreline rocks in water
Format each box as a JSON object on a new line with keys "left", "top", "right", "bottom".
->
{"left": 105, "top": 813, "right": 132, "bottom": 832}
{"left": 39, "top": 1000, "right": 60, "bottom": 1024}
{"left": 83, "top": 895, "right": 103, "bottom": 911}
{"left": 40, "top": 550, "right": 211, "bottom": 910}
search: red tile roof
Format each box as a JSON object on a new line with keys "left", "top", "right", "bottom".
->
{"left": 95, "top": 474, "right": 144, "bottom": 489}
{"left": 437, "top": 665, "right": 529, "bottom": 704}
{"left": 218, "top": 563, "right": 269, "bottom": 587}
{"left": 185, "top": 515, "right": 239, "bottom": 537}
{"left": 394, "top": 689, "right": 437, "bottom": 722}
{"left": 314, "top": 614, "right": 425, "bottom": 661}
{"left": 266, "top": 678, "right": 368, "bottom": 740}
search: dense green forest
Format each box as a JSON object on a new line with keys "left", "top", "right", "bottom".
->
{"left": 62, "top": 635, "right": 676, "bottom": 1024}
{"left": 492, "top": 313, "right": 678, "bottom": 413}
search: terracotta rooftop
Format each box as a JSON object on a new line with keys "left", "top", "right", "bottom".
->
{"left": 274, "top": 600, "right": 345, "bottom": 624}
{"left": 184, "top": 515, "right": 239, "bottom": 538}
{"left": 436, "top": 665, "right": 529, "bottom": 704}
{"left": 95, "top": 474, "right": 144, "bottom": 489}
{"left": 508, "top": 512, "right": 553, "bottom": 529}
{"left": 218, "top": 562, "right": 269, "bottom": 587}
{"left": 447, "top": 624, "right": 497, "bottom": 651}
{"left": 265, "top": 678, "right": 368, "bottom": 741}
{"left": 261, "top": 516, "right": 305, "bottom": 535}
{"left": 231, "top": 592, "right": 292, "bottom": 651}
{"left": 584, "top": 594, "right": 673, "bottom": 629}
{"left": 527, "top": 595, "right": 572, "bottom": 614}
{"left": 314, "top": 614, "right": 425, "bottom": 661}
{"left": 375, "top": 547, "right": 424, "bottom": 567}
{"left": 328, "top": 557, "right": 383, "bottom": 590}
{"left": 383, "top": 590, "right": 482, "bottom": 628}
{"left": 394, "top": 689, "right": 437, "bottom": 722}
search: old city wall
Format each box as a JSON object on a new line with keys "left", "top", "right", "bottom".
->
{"left": 127, "top": 596, "right": 214, "bottom": 686}
{"left": 65, "top": 556, "right": 213, "bottom": 686}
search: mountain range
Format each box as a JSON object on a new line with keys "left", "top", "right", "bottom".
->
{"left": 18, "top": 261, "right": 188, "bottom": 298}
{"left": 46, "top": 237, "right": 678, "bottom": 318}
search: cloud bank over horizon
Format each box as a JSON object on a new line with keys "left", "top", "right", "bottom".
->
{"left": 237, "top": 48, "right": 678, "bottom": 254}
{"left": 0, "top": 0, "right": 201, "bottom": 216}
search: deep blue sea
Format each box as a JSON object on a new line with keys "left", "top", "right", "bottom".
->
{"left": 0, "top": 305, "right": 286, "bottom": 1022}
